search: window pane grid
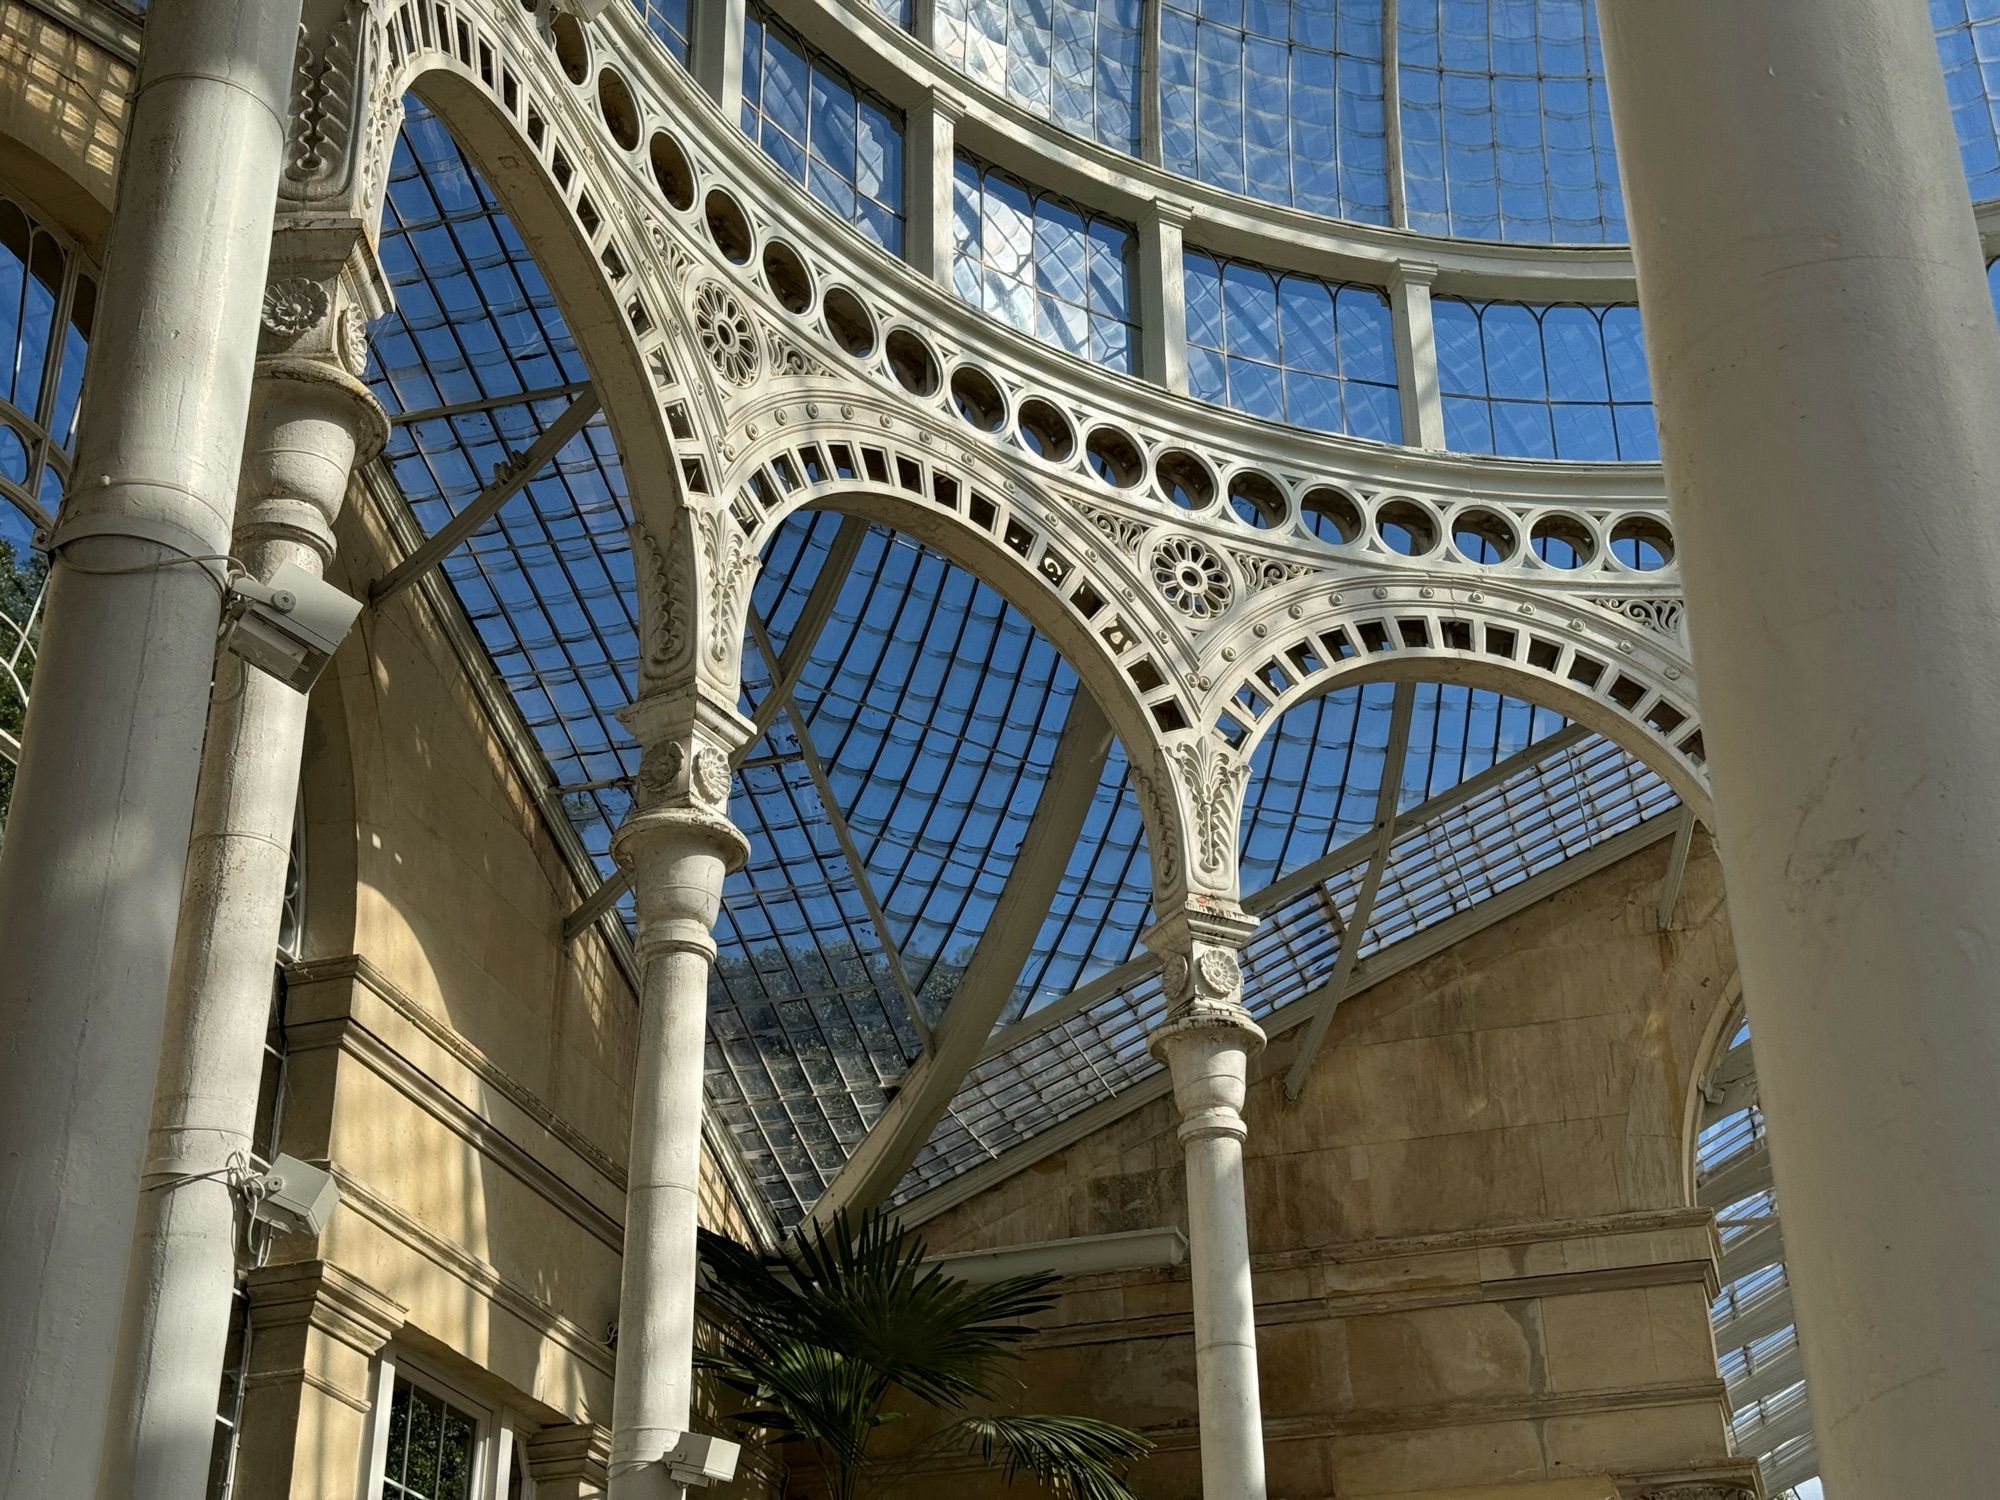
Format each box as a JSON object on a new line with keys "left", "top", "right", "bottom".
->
{"left": 379, "top": 1376, "right": 479, "bottom": 1500}
{"left": 1160, "top": 0, "right": 1390, "bottom": 222}
{"left": 1935, "top": 0, "right": 2000, "bottom": 201}
{"left": 1183, "top": 249, "right": 1400, "bottom": 441}
{"left": 628, "top": 0, "right": 691, "bottom": 63}
{"left": 953, "top": 154, "right": 1137, "bottom": 372}
{"left": 742, "top": 6, "right": 907, "bottom": 255}
{"left": 1434, "top": 295, "right": 1655, "bottom": 460}
{"left": 1397, "top": 0, "right": 1622, "bottom": 241}
{"left": 937, "top": 0, "right": 1142, "bottom": 152}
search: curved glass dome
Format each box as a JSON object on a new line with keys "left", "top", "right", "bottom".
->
{"left": 710, "top": 0, "right": 2000, "bottom": 242}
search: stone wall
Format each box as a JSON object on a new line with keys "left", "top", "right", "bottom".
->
{"left": 900, "top": 833, "right": 1755, "bottom": 1500}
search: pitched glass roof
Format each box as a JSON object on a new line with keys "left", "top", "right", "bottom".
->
{"left": 368, "top": 94, "right": 1684, "bottom": 1230}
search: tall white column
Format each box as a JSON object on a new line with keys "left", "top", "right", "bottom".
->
{"left": 0, "top": 3, "right": 302, "bottom": 1494}
{"left": 1147, "top": 912, "right": 1267, "bottom": 1500}
{"left": 608, "top": 696, "right": 749, "bottom": 1499}
{"left": 99, "top": 336, "right": 386, "bottom": 1497}
{"left": 1594, "top": 3, "right": 2000, "bottom": 1493}
{"left": 909, "top": 84, "right": 965, "bottom": 288}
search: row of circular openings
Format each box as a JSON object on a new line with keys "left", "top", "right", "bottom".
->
{"left": 1339, "top": 500, "right": 1674, "bottom": 571}
{"left": 567, "top": 31, "right": 1681, "bottom": 579}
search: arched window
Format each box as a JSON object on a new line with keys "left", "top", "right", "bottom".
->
{"left": 1159, "top": 0, "right": 1389, "bottom": 222}
{"left": 1434, "top": 297, "right": 1654, "bottom": 461}
{"left": 1183, "top": 250, "right": 1399, "bottom": 442}
{"left": 952, "top": 156, "right": 1137, "bottom": 372}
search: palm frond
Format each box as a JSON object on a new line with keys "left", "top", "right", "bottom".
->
{"left": 942, "top": 1414, "right": 1151, "bottom": 1500}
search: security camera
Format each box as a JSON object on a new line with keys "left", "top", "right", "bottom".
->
{"left": 219, "top": 560, "right": 362, "bottom": 694}
{"left": 243, "top": 1154, "right": 340, "bottom": 1237}
{"left": 665, "top": 1433, "right": 740, "bottom": 1486}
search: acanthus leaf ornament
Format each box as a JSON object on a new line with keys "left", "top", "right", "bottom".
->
{"left": 1588, "top": 595, "right": 1685, "bottom": 639}
{"left": 1170, "top": 739, "right": 1251, "bottom": 881}
{"left": 635, "top": 520, "right": 694, "bottom": 689}
{"left": 699, "top": 509, "right": 757, "bottom": 668}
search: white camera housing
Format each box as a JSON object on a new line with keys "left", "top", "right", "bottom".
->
{"left": 220, "top": 560, "right": 362, "bottom": 694}
{"left": 246, "top": 1154, "right": 340, "bottom": 1238}
{"left": 665, "top": 1433, "right": 740, "bottom": 1486}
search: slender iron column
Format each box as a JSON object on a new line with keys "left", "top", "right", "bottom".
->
{"left": 100, "top": 339, "right": 387, "bottom": 1499}
{"left": 1147, "top": 909, "right": 1267, "bottom": 1500}
{"left": 0, "top": 3, "right": 302, "bottom": 1493}
{"left": 1596, "top": 2, "right": 2000, "bottom": 1492}
{"left": 608, "top": 693, "right": 750, "bottom": 1499}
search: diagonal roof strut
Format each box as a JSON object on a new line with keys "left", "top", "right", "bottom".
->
{"left": 801, "top": 688, "right": 1114, "bottom": 1234}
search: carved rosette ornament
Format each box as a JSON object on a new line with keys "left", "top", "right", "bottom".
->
{"left": 692, "top": 747, "right": 732, "bottom": 806}
{"left": 262, "top": 277, "right": 331, "bottom": 343}
{"left": 635, "top": 741, "right": 686, "bottom": 807}
{"left": 1152, "top": 535, "right": 1235, "bottom": 620}
{"left": 338, "top": 305, "right": 370, "bottom": 376}
{"left": 694, "top": 281, "right": 759, "bottom": 386}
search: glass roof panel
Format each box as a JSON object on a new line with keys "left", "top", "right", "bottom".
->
{"left": 373, "top": 93, "right": 1689, "bottom": 1233}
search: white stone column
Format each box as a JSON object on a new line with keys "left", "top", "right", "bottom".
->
{"left": 608, "top": 696, "right": 750, "bottom": 1499}
{"left": 0, "top": 3, "right": 302, "bottom": 1494}
{"left": 1147, "top": 912, "right": 1267, "bottom": 1500}
{"left": 1389, "top": 259, "right": 1445, "bottom": 450}
{"left": 1595, "top": 2, "right": 2000, "bottom": 1494}
{"left": 908, "top": 84, "right": 965, "bottom": 288}
{"left": 1138, "top": 199, "right": 1193, "bottom": 393}
{"left": 99, "top": 314, "right": 387, "bottom": 1498}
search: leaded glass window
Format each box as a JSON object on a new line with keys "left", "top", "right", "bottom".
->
{"left": 1398, "top": 0, "right": 1622, "bottom": 242}
{"left": 1159, "top": 0, "right": 1390, "bottom": 222}
{"left": 629, "top": 0, "right": 690, "bottom": 62}
{"left": 935, "top": 0, "right": 1142, "bottom": 152}
{"left": 1434, "top": 297, "right": 1654, "bottom": 461}
{"left": 742, "top": 8, "right": 906, "bottom": 254}
{"left": 1183, "top": 250, "right": 1399, "bottom": 441}
{"left": 952, "top": 156, "right": 1136, "bottom": 371}
{"left": 379, "top": 1377, "right": 480, "bottom": 1500}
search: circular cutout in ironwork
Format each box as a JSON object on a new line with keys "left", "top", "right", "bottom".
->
{"left": 1376, "top": 499, "right": 1440, "bottom": 557}
{"left": 1156, "top": 448, "right": 1216, "bottom": 510}
{"left": 704, "top": 189, "right": 753, "bottom": 264}
{"left": 598, "top": 69, "right": 640, "bottom": 151}
{"left": 1302, "top": 486, "right": 1364, "bottom": 545}
{"left": 552, "top": 12, "right": 589, "bottom": 85}
{"left": 1152, "top": 535, "right": 1235, "bottom": 620}
{"left": 1610, "top": 514, "right": 1674, "bottom": 570}
{"left": 694, "top": 281, "right": 758, "bottom": 385}
{"left": 762, "top": 240, "right": 813, "bottom": 315}
{"left": 1227, "top": 470, "right": 1286, "bottom": 529}
{"left": 1085, "top": 426, "right": 1144, "bottom": 488}
{"left": 1017, "top": 397, "right": 1074, "bottom": 462}
{"left": 822, "top": 286, "right": 875, "bottom": 358}
{"left": 949, "top": 365, "right": 1005, "bottom": 431}
{"left": 1531, "top": 513, "right": 1595, "bottom": 569}
{"left": 885, "top": 329, "right": 939, "bottom": 397}
{"left": 650, "top": 131, "right": 696, "bottom": 212}
{"left": 1452, "top": 507, "right": 1517, "bottom": 564}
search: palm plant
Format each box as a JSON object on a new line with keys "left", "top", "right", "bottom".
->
{"left": 696, "top": 1211, "right": 1149, "bottom": 1500}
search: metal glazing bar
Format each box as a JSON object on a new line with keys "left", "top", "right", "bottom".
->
{"left": 803, "top": 691, "right": 1114, "bottom": 1229}
{"left": 1284, "top": 682, "right": 1418, "bottom": 1099}
{"left": 561, "top": 518, "right": 869, "bottom": 945}
{"left": 1657, "top": 803, "right": 1699, "bottom": 931}
{"left": 387, "top": 380, "right": 593, "bottom": 427}
{"left": 369, "top": 389, "right": 600, "bottom": 607}
{"left": 747, "top": 608, "right": 935, "bottom": 1055}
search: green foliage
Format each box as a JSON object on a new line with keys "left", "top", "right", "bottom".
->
{"left": 0, "top": 537, "right": 47, "bottom": 843}
{"left": 698, "top": 1210, "right": 1149, "bottom": 1500}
